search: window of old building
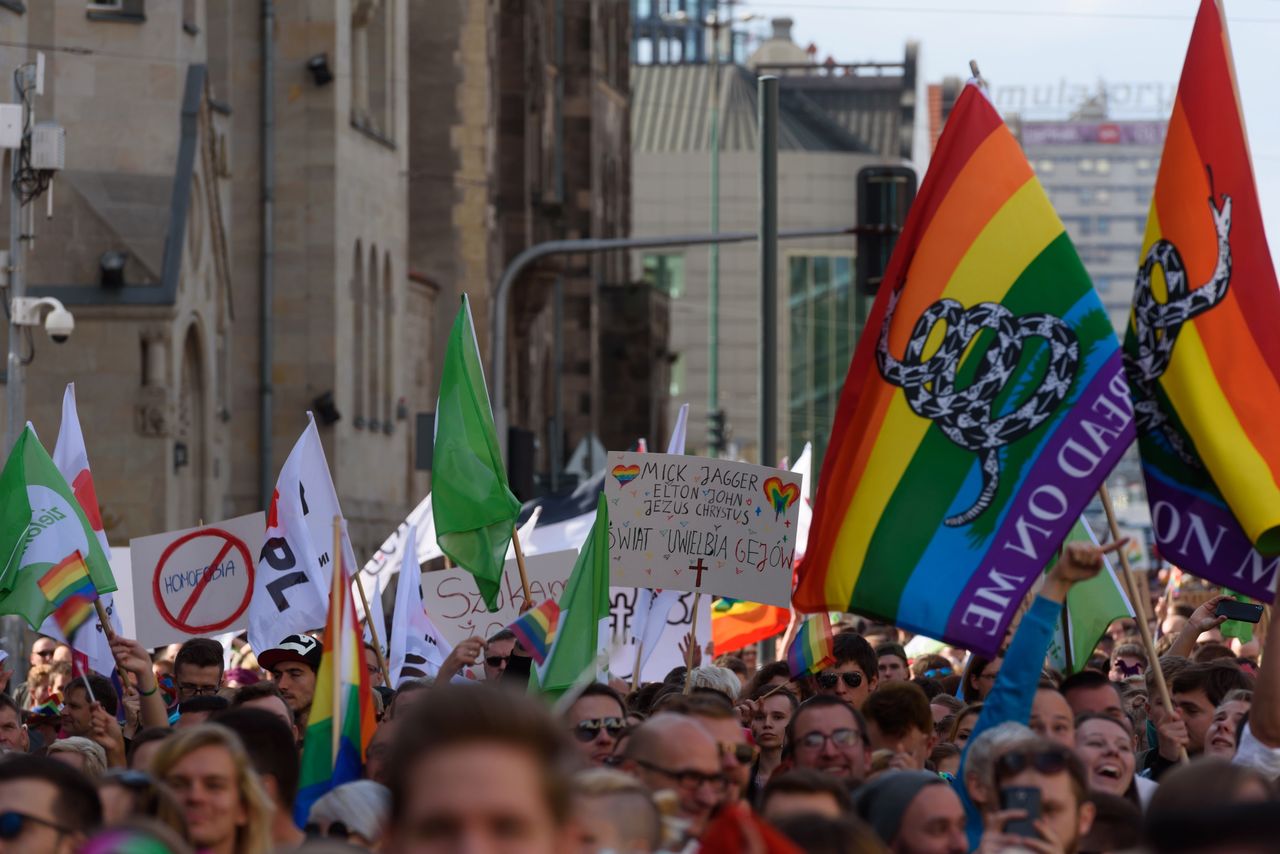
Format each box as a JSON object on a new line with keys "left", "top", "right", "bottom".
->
{"left": 352, "top": 241, "right": 366, "bottom": 429}
{"left": 382, "top": 251, "right": 394, "bottom": 431}
{"left": 367, "top": 245, "right": 381, "bottom": 430}
{"left": 351, "top": 0, "right": 394, "bottom": 141}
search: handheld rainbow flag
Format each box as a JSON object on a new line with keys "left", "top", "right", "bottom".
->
{"left": 36, "top": 552, "right": 97, "bottom": 638}
{"left": 795, "top": 82, "right": 1132, "bottom": 655}
{"left": 27, "top": 695, "right": 59, "bottom": 718}
{"left": 506, "top": 600, "right": 560, "bottom": 665}
{"left": 294, "top": 520, "right": 377, "bottom": 827}
{"left": 1123, "top": 0, "right": 1280, "bottom": 600}
{"left": 712, "top": 598, "right": 790, "bottom": 655}
{"left": 786, "top": 615, "right": 835, "bottom": 679}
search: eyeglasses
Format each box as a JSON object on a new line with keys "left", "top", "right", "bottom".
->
{"left": 177, "top": 683, "right": 220, "bottom": 697}
{"left": 632, "top": 759, "right": 728, "bottom": 792}
{"left": 815, "top": 671, "right": 863, "bottom": 691}
{"left": 102, "top": 770, "right": 156, "bottom": 791}
{"left": 572, "top": 717, "right": 626, "bottom": 743}
{"left": 797, "top": 728, "right": 862, "bottom": 751}
{"left": 719, "top": 742, "right": 758, "bottom": 764}
{"left": 32, "top": 650, "right": 54, "bottom": 660}
{"left": 995, "top": 747, "right": 1072, "bottom": 783}
{"left": 485, "top": 655, "right": 510, "bottom": 668}
{"left": 305, "top": 821, "right": 352, "bottom": 839}
{"left": 0, "top": 810, "right": 70, "bottom": 840}
{"left": 923, "top": 667, "right": 953, "bottom": 678}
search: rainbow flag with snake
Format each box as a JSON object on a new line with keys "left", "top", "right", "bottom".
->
{"left": 794, "top": 82, "right": 1131, "bottom": 655}
{"left": 1123, "top": 0, "right": 1280, "bottom": 600}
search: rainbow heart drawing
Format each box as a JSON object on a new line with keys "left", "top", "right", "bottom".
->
{"left": 612, "top": 464, "right": 641, "bottom": 486}
{"left": 762, "top": 476, "right": 800, "bottom": 519}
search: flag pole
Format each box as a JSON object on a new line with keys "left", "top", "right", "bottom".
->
{"left": 1098, "top": 483, "right": 1186, "bottom": 763}
{"left": 631, "top": 640, "right": 644, "bottom": 693}
{"left": 510, "top": 524, "right": 534, "bottom": 605}
{"left": 331, "top": 517, "right": 343, "bottom": 764}
{"left": 92, "top": 598, "right": 131, "bottom": 679}
{"left": 353, "top": 571, "right": 391, "bottom": 690}
{"left": 682, "top": 593, "right": 702, "bottom": 695}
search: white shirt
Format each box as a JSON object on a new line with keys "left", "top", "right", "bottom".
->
{"left": 1232, "top": 722, "right": 1280, "bottom": 780}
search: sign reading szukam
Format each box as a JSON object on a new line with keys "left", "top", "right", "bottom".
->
{"left": 605, "top": 452, "right": 801, "bottom": 607}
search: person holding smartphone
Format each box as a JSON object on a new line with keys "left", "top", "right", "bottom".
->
{"left": 977, "top": 739, "right": 1095, "bottom": 854}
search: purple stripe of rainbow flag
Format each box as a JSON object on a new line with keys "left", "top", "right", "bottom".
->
{"left": 508, "top": 600, "right": 561, "bottom": 665}
{"left": 786, "top": 615, "right": 834, "bottom": 679}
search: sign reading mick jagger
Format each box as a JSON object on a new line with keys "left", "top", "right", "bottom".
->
{"left": 1122, "top": 0, "right": 1280, "bottom": 601}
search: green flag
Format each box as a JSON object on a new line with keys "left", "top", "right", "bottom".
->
{"left": 534, "top": 493, "right": 611, "bottom": 696}
{"left": 0, "top": 427, "right": 117, "bottom": 628}
{"left": 1046, "top": 517, "right": 1134, "bottom": 674}
{"left": 432, "top": 295, "right": 521, "bottom": 611}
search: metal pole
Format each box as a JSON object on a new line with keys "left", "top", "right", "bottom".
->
{"left": 708, "top": 15, "right": 722, "bottom": 455}
{"left": 490, "top": 226, "right": 855, "bottom": 463}
{"left": 758, "top": 76, "right": 778, "bottom": 467}
{"left": 5, "top": 68, "right": 27, "bottom": 453}
{"left": 258, "top": 0, "right": 276, "bottom": 508}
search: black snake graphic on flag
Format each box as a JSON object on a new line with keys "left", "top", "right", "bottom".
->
{"left": 1124, "top": 190, "right": 1232, "bottom": 466}
{"left": 877, "top": 293, "right": 1080, "bottom": 527}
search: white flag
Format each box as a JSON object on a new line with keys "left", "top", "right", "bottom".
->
{"left": 248, "top": 416, "right": 356, "bottom": 653}
{"left": 45, "top": 383, "right": 121, "bottom": 676}
{"left": 792, "top": 442, "right": 814, "bottom": 565}
{"left": 388, "top": 524, "right": 453, "bottom": 686}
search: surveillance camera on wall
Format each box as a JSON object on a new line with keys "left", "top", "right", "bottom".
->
{"left": 11, "top": 296, "right": 75, "bottom": 344}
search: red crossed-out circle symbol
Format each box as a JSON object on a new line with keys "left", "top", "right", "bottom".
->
{"left": 151, "top": 528, "right": 256, "bottom": 634}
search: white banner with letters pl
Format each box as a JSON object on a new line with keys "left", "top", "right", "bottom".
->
{"left": 605, "top": 452, "right": 801, "bottom": 607}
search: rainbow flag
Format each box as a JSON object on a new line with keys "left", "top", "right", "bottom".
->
{"left": 26, "top": 695, "right": 59, "bottom": 719}
{"left": 1124, "top": 0, "right": 1280, "bottom": 600}
{"left": 712, "top": 598, "right": 790, "bottom": 655}
{"left": 795, "top": 83, "right": 1131, "bottom": 655}
{"left": 36, "top": 553, "right": 97, "bottom": 637}
{"left": 786, "top": 615, "right": 834, "bottom": 679}
{"left": 506, "top": 600, "right": 560, "bottom": 665}
{"left": 294, "top": 529, "right": 377, "bottom": 826}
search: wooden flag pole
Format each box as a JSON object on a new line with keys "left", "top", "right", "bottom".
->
{"left": 1098, "top": 483, "right": 1187, "bottom": 763}
{"left": 631, "top": 640, "right": 644, "bottom": 693}
{"left": 353, "top": 569, "right": 391, "bottom": 689}
{"left": 331, "top": 517, "right": 343, "bottom": 763}
{"left": 759, "top": 678, "right": 795, "bottom": 701}
{"left": 510, "top": 525, "right": 534, "bottom": 605}
{"left": 682, "top": 593, "right": 702, "bottom": 695}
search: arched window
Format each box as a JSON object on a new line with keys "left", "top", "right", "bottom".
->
{"left": 367, "top": 245, "right": 381, "bottom": 430}
{"left": 352, "top": 240, "right": 365, "bottom": 428}
{"left": 382, "top": 251, "right": 394, "bottom": 430}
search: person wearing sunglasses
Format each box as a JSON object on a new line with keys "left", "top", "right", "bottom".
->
{"left": 620, "top": 713, "right": 725, "bottom": 838}
{"left": 0, "top": 753, "right": 102, "bottom": 854}
{"left": 680, "top": 692, "right": 757, "bottom": 803}
{"left": 483, "top": 629, "right": 517, "bottom": 681}
{"left": 810, "top": 631, "right": 878, "bottom": 707}
{"left": 562, "top": 683, "right": 629, "bottom": 767}
{"left": 979, "top": 740, "right": 1095, "bottom": 854}
{"left": 786, "top": 695, "right": 870, "bottom": 782}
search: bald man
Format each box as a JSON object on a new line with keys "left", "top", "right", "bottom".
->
{"left": 620, "top": 714, "right": 725, "bottom": 838}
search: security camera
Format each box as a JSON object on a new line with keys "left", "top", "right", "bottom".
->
{"left": 45, "top": 304, "right": 74, "bottom": 343}
{"left": 10, "top": 296, "right": 74, "bottom": 344}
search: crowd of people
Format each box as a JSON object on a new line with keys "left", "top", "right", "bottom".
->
{"left": 0, "top": 540, "right": 1275, "bottom": 852}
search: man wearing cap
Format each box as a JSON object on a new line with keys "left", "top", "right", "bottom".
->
{"left": 259, "top": 634, "right": 322, "bottom": 731}
{"left": 854, "top": 770, "right": 968, "bottom": 854}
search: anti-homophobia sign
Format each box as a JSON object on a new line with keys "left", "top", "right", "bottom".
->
{"left": 605, "top": 452, "right": 802, "bottom": 607}
{"left": 130, "top": 513, "right": 265, "bottom": 648}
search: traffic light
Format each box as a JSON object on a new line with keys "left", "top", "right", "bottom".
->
{"left": 856, "top": 165, "right": 917, "bottom": 296}
{"left": 707, "top": 408, "right": 726, "bottom": 456}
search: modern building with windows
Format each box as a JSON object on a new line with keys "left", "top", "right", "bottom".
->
{"left": 631, "top": 18, "right": 916, "bottom": 471}
{"left": 1018, "top": 101, "right": 1166, "bottom": 333}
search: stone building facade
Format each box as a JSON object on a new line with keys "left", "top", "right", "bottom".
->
{"left": 0, "top": 0, "right": 422, "bottom": 561}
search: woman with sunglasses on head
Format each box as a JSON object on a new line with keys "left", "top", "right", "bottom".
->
{"left": 562, "top": 683, "right": 629, "bottom": 767}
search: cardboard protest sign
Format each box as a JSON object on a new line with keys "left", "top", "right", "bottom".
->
{"left": 606, "top": 452, "right": 801, "bottom": 607}
{"left": 419, "top": 549, "right": 710, "bottom": 682}
{"left": 130, "top": 513, "right": 265, "bottom": 648}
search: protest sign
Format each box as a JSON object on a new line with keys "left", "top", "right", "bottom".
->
{"left": 419, "top": 549, "right": 709, "bottom": 682}
{"left": 606, "top": 452, "right": 801, "bottom": 607}
{"left": 130, "top": 513, "right": 265, "bottom": 648}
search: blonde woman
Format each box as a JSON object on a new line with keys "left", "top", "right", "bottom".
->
{"left": 48, "top": 735, "right": 108, "bottom": 779}
{"left": 150, "top": 723, "right": 273, "bottom": 854}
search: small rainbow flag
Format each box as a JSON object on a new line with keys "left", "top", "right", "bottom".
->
{"left": 26, "top": 695, "right": 60, "bottom": 719}
{"left": 786, "top": 615, "right": 835, "bottom": 679}
{"left": 507, "top": 600, "right": 560, "bottom": 665}
{"left": 1124, "top": 0, "right": 1280, "bottom": 600}
{"left": 795, "top": 81, "right": 1131, "bottom": 655}
{"left": 36, "top": 553, "right": 97, "bottom": 637}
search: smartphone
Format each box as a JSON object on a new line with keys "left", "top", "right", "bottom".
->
{"left": 999, "top": 786, "right": 1042, "bottom": 838}
{"left": 1216, "top": 600, "right": 1264, "bottom": 623}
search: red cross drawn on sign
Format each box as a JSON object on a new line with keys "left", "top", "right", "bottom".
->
{"left": 151, "top": 528, "right": 256, "bottom": 634}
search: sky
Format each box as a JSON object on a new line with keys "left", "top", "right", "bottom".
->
{"left": 742, "top": 0, "right": 1280, "bottom": 245}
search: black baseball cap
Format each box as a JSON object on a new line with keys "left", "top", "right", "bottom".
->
{"left": 257, "top": 634, "right": 322, "bottom": 673}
